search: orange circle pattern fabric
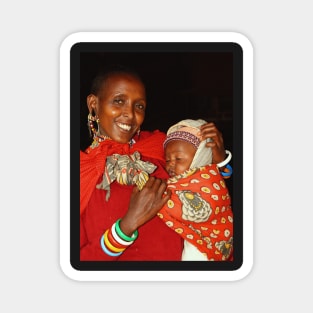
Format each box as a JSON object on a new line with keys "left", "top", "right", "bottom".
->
{"left": 158, "top": 165, "right": 233, "bottom": 261}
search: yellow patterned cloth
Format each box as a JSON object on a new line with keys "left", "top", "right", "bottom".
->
{"left": 96, "top": 151, "right": 157, "bottom": 201}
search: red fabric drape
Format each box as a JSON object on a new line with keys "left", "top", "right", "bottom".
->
{"left": 80, "top": 130, "right": 166, "bottom": 214}
{"left": 158, "top": 165, "right": 233, "bottom": 260}
{"left": 79, "top": 130, "right": 184, "bottom": 261}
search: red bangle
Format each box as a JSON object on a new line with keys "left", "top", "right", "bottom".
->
{"left": 104, "top": 230, "right": 126, "bottom": 253}
{"left": 107, "top": 227, "right": 129, "bottom": 249}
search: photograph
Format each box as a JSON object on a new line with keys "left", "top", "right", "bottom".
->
{"left": 60, "top": 32, "right": 252, "bottom": 281}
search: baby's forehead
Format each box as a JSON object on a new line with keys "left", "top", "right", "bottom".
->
{"left": 165, "top": 139, "right": 197, "bottom": 152}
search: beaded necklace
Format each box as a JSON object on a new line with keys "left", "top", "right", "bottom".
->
{"left": 90, "top": 133, "right": 136, "bottom": 149}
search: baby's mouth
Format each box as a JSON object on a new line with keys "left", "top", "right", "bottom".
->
{"left": 168, "top": 170, "right": 176, "bottom": 177}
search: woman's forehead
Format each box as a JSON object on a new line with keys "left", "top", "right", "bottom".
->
{"left": 100, "top": 73, "right": 145, "bottom": 94}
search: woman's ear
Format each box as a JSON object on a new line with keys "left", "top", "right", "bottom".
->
{"left": 87, "top": 94, "right": 97, "bottom": 113}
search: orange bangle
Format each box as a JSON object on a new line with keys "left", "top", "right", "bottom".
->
{"left": 220, "top": 164, "right": 232, "bottom": 179}
{"left": 104, "top": 230, "right": 126, "bottom": 253}
{"left": 107, "top": 228, "right": 128, "bottom": 249}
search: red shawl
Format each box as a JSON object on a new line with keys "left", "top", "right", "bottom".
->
{"left": 80, "top": 130, "right": 166, "bottom": 214}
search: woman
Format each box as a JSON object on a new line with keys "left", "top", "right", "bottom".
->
{"left": 80, "top": 66, "right": 227, "bottom": 260}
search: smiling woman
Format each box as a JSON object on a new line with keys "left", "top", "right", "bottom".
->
{"left": 80, "top": 66, "right": 184, "bottom": 261}
{"left": 86, "top": 68, "right": 146, "bottom": 145}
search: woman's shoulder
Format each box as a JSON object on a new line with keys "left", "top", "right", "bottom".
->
{"left": 138, "top": 129, "right": 166, "bottom": 141}
{"left": 133, "top": 130, "right": 166, "bottom": 153}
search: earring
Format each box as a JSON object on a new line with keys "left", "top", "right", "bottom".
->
{"left": 137, "top": 128, "right": 141, "bottom": 137}
{"left": 87, "top": 110, "right": 100, "bottom": 138}
{"left": 87, "top": 110, "right": 111, "bottom": 148}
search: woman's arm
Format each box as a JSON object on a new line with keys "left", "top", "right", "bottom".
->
{"left": 119, "top": 177, "right": 172, "bottom": 236}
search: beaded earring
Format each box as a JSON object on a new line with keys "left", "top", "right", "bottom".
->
{"left": 88, "top": 110, "right": 111, "bottom": 148}
{"left": 87, "top": 110, "right": 99, "bottom": 138}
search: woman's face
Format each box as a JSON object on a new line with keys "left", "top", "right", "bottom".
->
{"left": 88, "top": 73, "right": 146, "bottom": 144}
{"left": 165, "top": 140, "right": 196, "bottom": 177}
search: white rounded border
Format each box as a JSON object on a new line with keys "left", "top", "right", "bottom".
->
{"left": 60, "top": 32, "right": 253, "bottom": 282}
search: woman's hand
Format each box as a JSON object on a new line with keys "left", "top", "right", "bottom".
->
{"left": 119, "top": 177, "right": 171, "bottom": 236}
{"left": 199, "top": 122, "right": 225, "bottom": 164}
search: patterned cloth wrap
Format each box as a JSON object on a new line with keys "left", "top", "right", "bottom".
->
{"left": 158, "top": 165, "right": 233, "bottom": 261}
{"left": 96, "top": 151, "right": 157, "bottom": 201}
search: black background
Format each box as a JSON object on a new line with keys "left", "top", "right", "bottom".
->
{"left": 79, "top": 46, "right": 233, "bottom": 153}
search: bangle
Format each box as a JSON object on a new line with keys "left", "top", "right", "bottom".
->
{"left": 107, "top": 227, "right": 129, "bottom": 249}
{"left": 220, "top": 164, "right": 233, "bottom": 178}
{"left": 100, "top": 234, "right": 123, "bottom": 257}
{"left": 217, "top": 150, "right": 232, "bottom": 168}
{"left": 115, "top": 218, "right": 138, "bottom": 242}
{"left": 103, "top": 229, "right": 126, "bottom": 253}
{"left": 111, "top": 222, "right": 134, "bottom": 246}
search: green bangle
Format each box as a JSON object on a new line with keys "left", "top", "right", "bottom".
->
{"left": 115, "top": 218, "right": 138, "bottom": 242}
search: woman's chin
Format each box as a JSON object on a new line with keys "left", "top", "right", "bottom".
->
{"left": 112, "top": 133, "right": 134, "bottom": 144}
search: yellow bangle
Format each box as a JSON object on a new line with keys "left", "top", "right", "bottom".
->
{"left": 103, "top": 229, "right": 126, "bottom": 253}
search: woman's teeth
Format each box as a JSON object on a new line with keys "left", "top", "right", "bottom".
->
{"left": 117, "top": 123, "right": 131, "bottom": 131}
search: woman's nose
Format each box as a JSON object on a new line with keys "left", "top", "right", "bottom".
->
{"left": 122, "top": 103, "right": 134, "bottom": 118}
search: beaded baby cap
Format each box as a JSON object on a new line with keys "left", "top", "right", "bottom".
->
{"left": 163, "top": 126, "right": 201, "bottom": 149}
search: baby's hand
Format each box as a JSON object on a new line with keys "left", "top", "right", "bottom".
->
{"left": 199, "top": 123, "right": 225, "bottom": 164}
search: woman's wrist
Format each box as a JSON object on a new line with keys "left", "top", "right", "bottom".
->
{"left": 116, "top": 218, "right": 138, "bottom": 241}
{"left": 119, "top": 216, "right": 139, "bottom": 237}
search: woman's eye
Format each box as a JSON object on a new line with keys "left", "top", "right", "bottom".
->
{"left": 135, "top": 103, "right": 146, "bottom": 111}
{"left": 113, "top": 98, "right": 124, "bottom": 104}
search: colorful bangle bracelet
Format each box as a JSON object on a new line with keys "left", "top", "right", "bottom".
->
{"left": 217, "top": 150, "right": 232, "bottom": 168}
{"left": 100, "top": 234, "right": 123, "bottom": 257}
{"left": 103, "top": 230, "right": 126, "bottom": 253}
{"left": 220, "top": 164, "right": 233, "bottom": 177}
{"left": 111, "top": 222, "right": 134, "bottom": 246}
{"left": 115, "top": 218, "right": 138, "bottom": 242}
{"left": 107, "top": 228, "right": 129, "bottom": 249}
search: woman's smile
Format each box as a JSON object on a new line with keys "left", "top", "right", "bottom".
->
{"left": 116, "top": 122, "right": 132, "bottom": 132}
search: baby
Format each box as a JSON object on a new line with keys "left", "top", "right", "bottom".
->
{"left": 158, "top": 119, "right": 233, "bottom": 261}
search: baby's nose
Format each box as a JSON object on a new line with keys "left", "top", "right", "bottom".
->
{"left": 168, "top": 159, "right": 175, "bottom": 166}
